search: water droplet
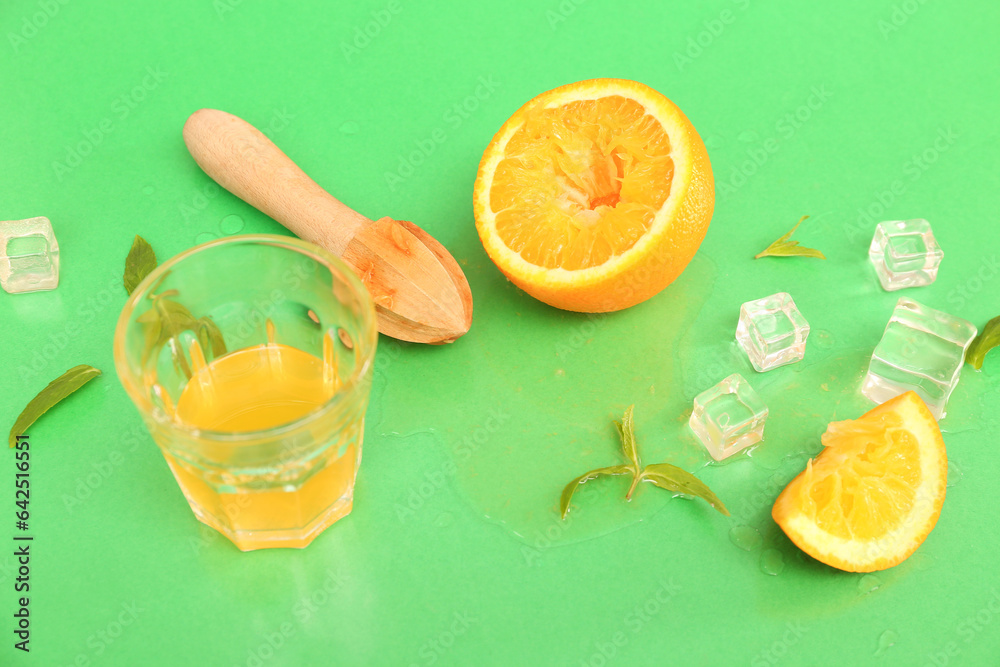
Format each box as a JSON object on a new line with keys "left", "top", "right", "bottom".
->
{"left": 220, "top": 214, "right": 244, "bottom": 235}
{"left": 858, "top": 574, "right": 881, "bottom": 595}
{"left": 339, "top": 121, "right": 359, "bottom": 135}
{"left": 947, "top": 460, "right": 963, "bottom": 487}
{"left": 195, "top": 232, "right": 216, "bottom": 245}
{"left": 434, "top": 513, "right": 453, "bottom": 528}
{"left": 759, "top": 549, "right": 785, "bottom": 575}
{"left": 705, "top": 135, "right": 725, "bottom": 149}
{"left": 141, "top": 185, "right": 155, "bottom": 195}
{"left": 729, "top": 525, "right": 762, "bottom": 551}
{"left": 874, "top": 629, "right": 897, "bottom": 656}
{"left": 738, "top": 130, "right": 759, "bottom": 143}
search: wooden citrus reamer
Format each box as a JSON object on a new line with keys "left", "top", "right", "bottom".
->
{"left": 182, "top": 109, "right": 472, "bottom": 344}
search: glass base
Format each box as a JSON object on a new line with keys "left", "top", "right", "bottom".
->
{"left": 190, "top": 495, "right": 354, "bottom": 551}
{"left": 162, "top": 433, "right": 363, "bottom": 552}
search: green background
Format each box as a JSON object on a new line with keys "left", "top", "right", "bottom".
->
{"left": 3, "top": 0, "right": 1000, "bottom": 664}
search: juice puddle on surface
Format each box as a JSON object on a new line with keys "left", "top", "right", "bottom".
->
{"left": 167, "top": 342, "right": 357, "bottom": 550}
{"left": 435, "top": 255, "right": 719, "bottom": 549}
{"left": 438, "top": 257, "right": 886, "bottom": 550}
{"left": 395, "top": 247, "right": 991, "bottom": 553}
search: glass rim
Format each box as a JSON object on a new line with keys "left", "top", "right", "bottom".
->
{"left": 113, "top": 233, "right": 378, "bottom": 443}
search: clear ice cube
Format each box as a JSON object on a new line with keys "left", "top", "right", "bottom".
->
{"left": 736, "top": 292, "right": 810, "bottom": 372}
{"left": 0, "top": 217, "right": 60, "bottom": 294}
{"left": 868, "top": 219, "right": 943, "bottom": 291}
{"left": 689, "top": 373, "right": 768, "bottom": 461}
{"left": 861, "top": 297, "right": 976, "bottom": 419}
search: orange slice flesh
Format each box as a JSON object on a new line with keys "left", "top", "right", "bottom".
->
{"left": 490, "top": 95, "right": 673, "bottom": 271}
{"left": 474, "top": 79, "right": 714, "bottom": 313}
{"left": 772, "top": 391, "right": 948, "bottom": 573}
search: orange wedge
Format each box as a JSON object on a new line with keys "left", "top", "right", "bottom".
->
{"left": 473, "top": 78, "right": 714, "bottom": 312}
{"left": 772, "top": 392, "right": 948, "bottom": 573}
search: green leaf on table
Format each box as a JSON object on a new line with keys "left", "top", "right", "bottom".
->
{"left": 559, "top": 465, "right": 631, "bottom": 519}
{"left": 558, "top": 406, "right": 727, "bottom": 521}
{"left": 641, "top": 463, "right": 730, "bottom": 516}
{"left": 615, "top": 404, "right": 641, "bottom": 471}
{"left": 8, "top": 365, "right": 101, "bottom": 447}
{"left": 966, "top": 315, "right": 1000, "bottom": 370}
{"left": 123, "top": 235, "right": 158, "bottom": 295}
{"left": 754, "top": 215, "right": 827, "bottom": 260}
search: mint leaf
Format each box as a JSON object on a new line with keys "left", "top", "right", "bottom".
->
{"left": 8, "top": 365, "right": 101, "bottom": 447}
{"left": 755, "top": 215, "right": 826, "bottom": 260}
{"left": 559, "top": 406, "right": 728, "bottom": 520}
{"left": 136, "top": 275, "right": 227, "bottom": 376}
{"left": 641, "top": 463, "right": 730, "bottom": 516}
{"left": 757, "top": 244, "right": 826, "bottom": 259}
{"left": 615, "top": 404, "right": 641, "bottom": 472}
{"left": 197, "top": 316, "right": 227, "bottom": 357}
{"left": 967, "top": 315, "right": 1000, "bottom": 370}
{"left": 559, "top": 465, "right": 631, "bottom": 519}
{"left": 124, "top": 235, "right": 158, "bottom": 295}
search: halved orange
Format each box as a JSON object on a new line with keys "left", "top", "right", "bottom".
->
{"left": 473, "top": 79, "right": 714, "bottom": 312}
{"left": 772, "top": 392, "right": 948, "bottom": 573}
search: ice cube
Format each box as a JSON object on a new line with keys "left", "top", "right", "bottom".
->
{"left": 689, "top": 373, "right": 768, "bottom": 461}
{"left": 0, "top": 217, "right": 60, "bottom": 294}
{"left": 861, "top": 297, "right": 976, "bottom": 419}
{"left": 736, "top": 292, "right": 810, "bottom": 372}
{"left": 868, "top": 219, "right": 943, "bottom": 291}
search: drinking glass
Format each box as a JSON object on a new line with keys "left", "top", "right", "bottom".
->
{"left": 114, "top": 235, "right": 377, "bottom": 550}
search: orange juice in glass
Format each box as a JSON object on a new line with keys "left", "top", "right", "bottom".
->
{"left": 114, "top": 235, "right": 377, "bottom": 550}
